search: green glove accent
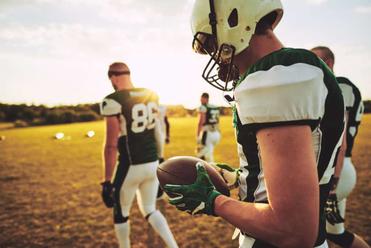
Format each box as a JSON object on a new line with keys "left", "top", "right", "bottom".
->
{"left": 213, "top": 162, "right": 241, "bottom": 189}
{"left": 163, "top": 163, "right": 222, "bottom": 216}
{"left": 214, "top": 163, "right": 236, "bottom": 172}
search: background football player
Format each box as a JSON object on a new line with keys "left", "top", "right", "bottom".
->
{"left": 164, "top": 1, "right": 346, "bottom": 247}
{"left": 157, "top": 104, "right": 171, "bottom": 200}
{"left": 100, "top": 62, "right": 178, "bottom": 248}
{"left": 196, "top": 92, "right": 221, "bottom": 162}
{"left": 311, "top": 46, "right": 369, "bottom": 248}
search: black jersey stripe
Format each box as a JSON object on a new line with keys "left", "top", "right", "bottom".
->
{"left": 337, "top": 77, "right": 363, "bottom": 157}
{"left": 113, "top": 138, "right": 131, "bottom": 223}
{"left": 234, "top": 48, "right": 344, "bottom": 247}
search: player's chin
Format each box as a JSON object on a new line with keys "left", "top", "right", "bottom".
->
{"left": 218, "top": 64, "right": 239, "bottom": 83}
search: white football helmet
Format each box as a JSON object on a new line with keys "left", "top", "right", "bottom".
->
{"left": 191, "top": 0, "right": 283, "bottom": 91}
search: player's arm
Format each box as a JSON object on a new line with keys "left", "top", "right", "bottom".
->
{"left": 102, "top": 116, "right": 120, "bottom": 181}
{"left": 332, "top": 112, "right": 348, "bottom": 190}
{"left": 165, "top": 115, "right": 170, "bottom": 143}
{"left": 214, "top": 125, "right": 319, "bottom": 248}
{"left": 154, "top": 114, "right": 163, "bottom": 159}
{"left": 197, "top": 111, "right": 206, "bottom": 138}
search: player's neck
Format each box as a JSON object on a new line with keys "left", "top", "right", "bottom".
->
{"left": 115, "top": 80, "right": 134, "bottom": 91}
{"left": 235, "top": 31, "right": 283, "bottom": 75}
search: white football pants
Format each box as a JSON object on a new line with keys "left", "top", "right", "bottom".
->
{"left": 114, "top": 161, "right": 178, "bottom": 248}
{"left": 326, "top": 157, "right": 357, "bottom": 234}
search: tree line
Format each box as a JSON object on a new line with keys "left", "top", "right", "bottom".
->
{"left": 0, "top": 101, "right": 369, "bottom": 128}
{"left": 0, "top": 103, "right": 101, "bottom": 127}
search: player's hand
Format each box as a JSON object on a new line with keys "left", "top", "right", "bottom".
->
{"left": 325, "top": 192, "right": 344, "bottom": 225}
{"left": 212, "top": 162, "right": 241, "bottom": 189}
{"left": 163, "top": 164, "right": 221, "bottom": 216}
{"left": 165, "top": 137, "right": 170, "bottom": 144}
{"left": 101, "top": 181, "right": 114, "bottom": 208}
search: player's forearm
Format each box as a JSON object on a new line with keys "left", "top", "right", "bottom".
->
{"left": 214, "top": 195, "right": 316, "bottom": 248}
{"left": 333, "top": 113, "right": 348, "bottom": 188}
{"left": 103, "top": 146, "right": 117, "bottom": 181}
{"left": 197, "top": 122, "right": 203, "bottom": 137}
{"left": 165, "top": 116, "right": 170, "bottom": 138}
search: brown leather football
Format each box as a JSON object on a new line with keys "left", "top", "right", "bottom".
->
{"left": 157, "top": 156, "right": 230, "bottom": 197}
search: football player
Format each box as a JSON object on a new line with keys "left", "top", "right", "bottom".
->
{"left": 158, "top": 104, "right": 170, "bottom": 160}
{"left": 100, "top": 62, "right": 178, "bottom": 248}
{"left": 196, "top": 92, "right": 221, "bottom": 162}
{"left": 311, "top": 46, "right": 369, "bottom": 248}
{"left": 163, "top": 1, "right": 346, "bottom": 247}
{"left": 157, "top": 104, "right": 170, "bottom": 200}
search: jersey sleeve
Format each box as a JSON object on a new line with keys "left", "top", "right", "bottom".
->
{"left": 338, "top": 83, "right": 355, "bottom": 111}
{"left": 100, "top": 97, "right": 121, "bottom": 116}
{"left": 198, "top": 105, "right": 207, "bottom": 113}
{"left": 234, "top": 63, "right": 328, "bottom": 130}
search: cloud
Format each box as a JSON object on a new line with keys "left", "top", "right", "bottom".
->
{"left": 305, "top": 0, "right": 329, "bottom": 5}
{"left": 354, "top": 5, "right": 371, "bottom": 14}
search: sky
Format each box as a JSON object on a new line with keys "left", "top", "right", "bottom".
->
{"left": 0, "top": 0, "right": 370, "bottom": 108}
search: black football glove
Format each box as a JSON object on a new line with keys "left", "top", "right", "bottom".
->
{"left": 101, "top": 181, "right": 114, "bottom": 208}
{"left": 159, "top": 157, "right": 165, "bottom": 164}
{"left": 325, "top": 193, "right": 344, "bottom": 225}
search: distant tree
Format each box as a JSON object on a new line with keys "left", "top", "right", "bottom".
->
{"left": 0, "top": 111, "right": 5, "bottom": 121}
{"left": 78, "top": 111, "right": 100, "bottom": 122}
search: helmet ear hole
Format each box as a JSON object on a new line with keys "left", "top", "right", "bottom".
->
{"left": 228, "top": 8, "right": 238, "bottom": 28}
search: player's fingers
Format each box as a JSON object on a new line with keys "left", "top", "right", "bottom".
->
{"left": 215, "top": 163, "right": 235, "bottom": 172}
{"left": 175, "top": 203, "right": 189, "bottom": 212}
{"left": 195, "top": 163, "right": 212, "bottom": 184}
{"left": 163, "top": 184, "right": 187, "bottom": 194}
{"left": 168, "top": 196, "right": 184, "bottom": 206}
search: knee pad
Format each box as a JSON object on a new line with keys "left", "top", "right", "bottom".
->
{"left": 141, "top": 204, "right": 156, "bottom": 218}
{"left": 114, "top": 215, "right": 129, "bottom": 224}
{"left": 113, "top": 204, "right": 129, "bottom": 224}
{"left": 145, "top": 210, "right": 158, "bottom": 221}
{"left": 327, "top": 231, "right": 355, "bottom": 248}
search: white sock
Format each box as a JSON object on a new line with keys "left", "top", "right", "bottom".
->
{"left": 147, "top": 210, "right": 178, "bottom": 248}
{"left": 114, "top": 222, "right": 130, "bottom": 248}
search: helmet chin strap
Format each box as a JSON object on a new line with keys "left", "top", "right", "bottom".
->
{"left": 208, "top": 0, "right": 217, "bottom": 39}
{"left": 223, "top": 92, "right": 235, "bottom": 104}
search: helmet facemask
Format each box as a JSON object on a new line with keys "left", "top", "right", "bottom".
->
{"left": 191, "top": 0, "right": 283, "bottom": 92}
{"left": 193, "top": 33, "right": 239, "bottom": 91}
{"left": 192, "top": 0, "right": 240, "bottom": 92}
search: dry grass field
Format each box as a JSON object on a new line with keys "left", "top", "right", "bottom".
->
{"left": 0, "top": 115, "right": 370, "bottom": 248}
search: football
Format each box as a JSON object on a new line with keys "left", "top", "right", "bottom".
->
{"left": 157, "top": 156, "right": 230, "bottom": 197}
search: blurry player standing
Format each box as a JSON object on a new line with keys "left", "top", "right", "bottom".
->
{"left": 311, "top": 46, "right": 369, "bottom": 248}
{"left": 158, "top": 105, "right": 170, "bottom": 162}
{"left": 196, "top": 92, "right": 221, "bottom": 162}
{"left": 100, "top": 62, "right": 178, "bottom": 248}
{"left": 157, "top": 104, "right": 170, "bottom": 200}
